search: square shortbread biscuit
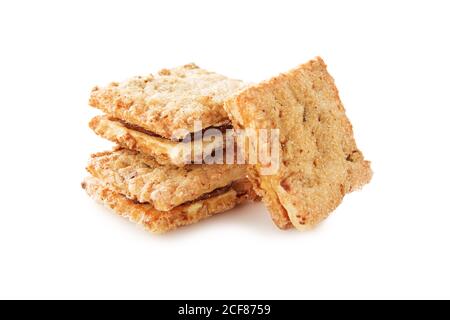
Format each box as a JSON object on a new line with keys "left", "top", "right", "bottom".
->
{"left": 82, "top": 176, "right": 256, "bottom": 234}
{"left": 89, "top": 64, "right": 247, "bottom": 140}
{"left": 224, "top": 57, "right": 372, "bottom": 230}
{"left": 86, "top": 148, "right": 249, "bottom": 212}
{"left": 89, "top": 115, "right": 229, "bottom": 166}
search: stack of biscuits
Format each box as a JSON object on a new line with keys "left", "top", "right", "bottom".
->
{"left": 83, "top": 57, "right": 372, "bottom": 233}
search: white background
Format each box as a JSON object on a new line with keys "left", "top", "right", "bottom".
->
{"left": 0, "top": 0, "right": 449, "bottom": 300}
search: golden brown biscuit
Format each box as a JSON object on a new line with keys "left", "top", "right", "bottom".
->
{"left": 82, "top": 177, "right": 256, "bottom": 234}
{"left": 86, "top": 148, "right": 248, "bottom": 212}
{"left": 89, "top": 64, "right": 247, "bottom": 140}
{"left": 224, "top": 57, "right": 372, "bottom": 230}
{"left": 89, "top": 115, "right": 229, "bottom": 166}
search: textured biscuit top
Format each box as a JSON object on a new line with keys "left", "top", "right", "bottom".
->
{"left": 86, "top": 148, "right": 248, "bottom": 212}
{"left": 224, "top": 57, "right": 372, "bottom": 230}
{"left": 89, "top": 64, "right": 247, "bottom": 140}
